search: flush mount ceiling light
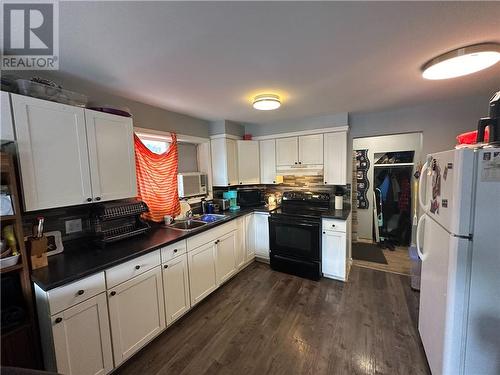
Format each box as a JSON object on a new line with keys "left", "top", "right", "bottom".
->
{"left": 253, "top": 94, "right": 281, "bottom": 110}
{"left": 422, "top": 43, "right": 500, "bottom": 80}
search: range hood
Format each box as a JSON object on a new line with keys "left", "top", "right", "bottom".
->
{"left": 276, "top": 164, "right": 324, "bottom": 176}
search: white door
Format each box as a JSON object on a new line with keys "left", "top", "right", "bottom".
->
{"left": 245, "top": 214, "right": 256, "bottom": 261}
{"left": 108, "top": 267, "right": 165, "bottom": 365}
{"left": 52, "top": 293, "right": 113, "bottom": 375}
{"left": 276, "top": 137, "right": 298, "bottom": 166}
{"left": 260, "top": 139, "right": 277, "bottom": 184}
{"left": 254, "top": 213, "right": 270, "bottom": 260}
{"left": 321, "top": 230, "right": 346, "bottom": 280}
{"left": 235, "top": 218, "right": 246, "bottom": 269}
{"left": 163, "top": 254, "right": 191, "bottom": 326}
{"left": 237, "top": 140, "right": 260, "bottom": 185}
{"left": 85, "top": 109, "right": 137, "bottom": 202}
{"left": 216, "top": 231, "right": 237, "bottom": 284}
{"left": 324, "top": 131, "right": 347, "bottom": 185}
{"left": 226, "top": 139, "right": 239, "bottom": 186}
{"left": 299, "top": 134, "right": 323, "bottom": 165}
{"left": 187, "top": 242, "right": 217, "bottom": 305}
{"left": 11, "top": 94, "right": 93, "bottom": 211}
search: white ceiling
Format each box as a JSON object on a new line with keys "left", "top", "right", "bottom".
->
{"left": 58, "top": 2, "right": 500, "bottom": 124}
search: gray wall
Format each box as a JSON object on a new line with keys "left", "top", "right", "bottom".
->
{"left": 244, "top": 113, "right": 349, "bottom": 137}
{"left": 209, "top": 120, "right": 245, "bottom": 136}
{"left": 178, "top": 143, "right": 199, "bottom": 172}
{"left": 8, "top": 72, "right": 211, "bottom": 137}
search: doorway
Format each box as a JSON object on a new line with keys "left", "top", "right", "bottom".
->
{"left": 351, "top": 133, "right": 422, "bottom": 275}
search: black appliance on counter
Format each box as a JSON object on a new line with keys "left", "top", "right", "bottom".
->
{"left": 477, "top": 90, "right": 500, "bottom": 145}
{"left": 90, "top": 200, "right": 150, "bottom": 247}
{"left": 237, "top": 189, "right": 265, "bottom": 208}
{"left": 269, "top": 191, "right": 330, "bottom": 280}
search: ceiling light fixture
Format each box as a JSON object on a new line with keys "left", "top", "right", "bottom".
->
{"left": 253, "top": 94, "right": 281, "bottom": 110}
{"left": 422, "top": 43, "right": 500, "bottom": 80}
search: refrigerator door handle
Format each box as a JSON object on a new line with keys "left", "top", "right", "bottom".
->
{"left": 416, "top": 214, "right": 427, "bottom": 261}
{"left": 419, "top": 161, "right": 430, "bottom": 212}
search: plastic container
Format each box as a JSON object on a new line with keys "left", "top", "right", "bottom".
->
{"left": 408, "top": 245, "right": 421, "bottom": 291}
{"left": 0, "top": 254, "right": 20, "bottom": 269}
{"left": 16, "top": 79, "right": 88, "bottom": 107}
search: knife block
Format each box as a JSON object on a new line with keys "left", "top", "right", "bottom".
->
{"left": 28, "top": 236, "right": 48, "bottom": 270}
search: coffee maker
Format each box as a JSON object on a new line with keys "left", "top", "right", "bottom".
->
{"left": 477, "top": 90, "right": 500, "bottom": 145}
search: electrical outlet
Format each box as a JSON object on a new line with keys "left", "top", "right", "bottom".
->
{"left": 65, "top": 219, "right": 82, "bottom": 234}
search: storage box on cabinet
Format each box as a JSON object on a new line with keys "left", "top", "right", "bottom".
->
{"left": 105, "top": 250, "right": 161, "bottom": 289}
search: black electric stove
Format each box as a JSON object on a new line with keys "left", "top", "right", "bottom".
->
{"left": 269, "top": 191, "right": 330, "bottom": 280}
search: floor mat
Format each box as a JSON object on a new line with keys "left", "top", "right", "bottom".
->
{"left": 352, "top": 242, "right": 388, "bottom": 264}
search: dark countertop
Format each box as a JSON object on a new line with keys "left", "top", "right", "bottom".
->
{"left": 321, "top": 203, "right": 352, "bottom": 220}
{"left": 31, "top": 206, "right": 278, "bottom": 291}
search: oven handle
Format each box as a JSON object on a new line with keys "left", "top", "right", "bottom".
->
{"left": 269, "top": 217, "right": 320, "bottom": 228}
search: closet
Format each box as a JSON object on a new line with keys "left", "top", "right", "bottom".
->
{"left": 373, "top": 151, "right": 414, "bottom": 248}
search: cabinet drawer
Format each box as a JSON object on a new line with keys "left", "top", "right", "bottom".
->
{"left": 161, "top": 240, "right": 187, "bottom": 263}
{"left": 47, "top": 272, "right": 105, "bottom": 315}
{"left": 106, "top": 250, "right": 160, "bottom": 289}
{"left": 322, "top": 218, "right": 346, "bottom": 233}
{"left": 187, "top": 221, "right": 237, "bottom": 252}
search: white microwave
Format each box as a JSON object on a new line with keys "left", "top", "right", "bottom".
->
{"left": 178, "top": 172, "right": 207, "bottom": 198}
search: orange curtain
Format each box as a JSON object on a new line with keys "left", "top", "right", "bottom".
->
{"left": 134, "top": 133, "right": 181, "bottom": 222}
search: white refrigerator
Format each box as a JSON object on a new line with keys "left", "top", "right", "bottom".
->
{"left": 416, "top": 146, "right": 500, "bottom": 375}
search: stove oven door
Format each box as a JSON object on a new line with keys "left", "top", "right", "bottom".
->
{"left": 269, "top": 216, "right": 321, "bottom": 261}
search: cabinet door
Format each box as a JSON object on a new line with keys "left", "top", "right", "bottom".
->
{"left": 52, "top": 293, "right": 113, "bottom": 375}
{"left": 108, "top": 267, "right": 165, "bottom": 365}
{"left": 254, "top": 213, "right": 270, "bottom": 260}
{"left": 259, "top": 139, "right": 277, "bottom": 184}
{"left": 216, "top": 231, "right": 237, "bottom": 284}
{"left": 210, "top": 138, "right": 228, "bottom": 186}
{"left": 235, "top": 218, "right": 246, "bottom": 269}
{"left": 322, "top": 230, "right": 346, "bottom": 280}
{"left": 11, "top": 94, "right": 92, "bottom": 211}
{"left": 299, "top": 134, "right": 323, "bottom": 165}
{"left": 324, "top": 131, "right": 347, "bottom": 185}
{"left": 226, "top": 139, "right": 238, "bottom": 186}
{"left": 245, "top": 214, "right": 256, "bottom": 261}
{"left": 85, "top": 109, "right": 137, "bottom": 202}
{"left": 1, "top": 91, "right": 15, "bottom": 141}
{"left": 187, "top": 242, "right": 217, "bottom": 305}
{"left": 276, "top": 137, "right": 298, "bottom": 166}
{"left": 163, "top": 254, "right": 191, "bottom": 326}
{"left": 237, "top": 140, "right": 260, "bottom": 185}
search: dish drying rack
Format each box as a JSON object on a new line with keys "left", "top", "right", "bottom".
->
{"left": 90, "top": 200, "right": 150, "bottom": 246}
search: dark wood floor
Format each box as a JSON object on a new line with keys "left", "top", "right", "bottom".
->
{"left": 116, "top": 263, "right": 430, "bottom": 375}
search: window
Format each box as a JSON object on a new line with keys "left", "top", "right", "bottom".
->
{"left": 139, "top": 138, "right": 170, "bottom": 155}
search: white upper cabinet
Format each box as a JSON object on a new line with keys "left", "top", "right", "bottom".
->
{"left": 276, "top": 137, "right": 298, "bottom": 166}
{"left": 85, "top": 109, "right": 137, "bottom": 202}
{"left": 324, "top": 131, "right": 347, "bottom": 185}
{"left": 1, "top": 91, "right": 15, "bottom": 141}
{"left": 259, "top": 139, "right": 277, "bottom": 184}
{"left": 52, "top": 293, "right": 113, "bottom": 375}
{"left": 211, "top": 137, "right": 238, "bottom": 187}
{"left": 12, "top": 94, "right": 93, "bottom": 211}
{"left": 237, "top": 140, "right": 260, "bottom": 185}
{"left": 299, "top": 134, "right": 323, "bottom": 165}
{"left": 11, "top": 94, "right": 137, "bottom": 211}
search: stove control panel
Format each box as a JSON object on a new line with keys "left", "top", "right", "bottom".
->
{"left": 282, "top": 191, "right": 330, "bottom": 202}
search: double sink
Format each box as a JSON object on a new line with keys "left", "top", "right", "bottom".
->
{"left": 167, "top": 214, "right": 229, "bottom": 232}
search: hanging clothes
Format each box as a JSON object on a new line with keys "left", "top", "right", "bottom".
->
{"left": 398, "top": 177, "right": 411, "bottom": 213}
{"left": 134, "top": 133, "right": 181, "bottom": 222}
{"left": 379, "top": 174, "right": 391, "bottom": 201}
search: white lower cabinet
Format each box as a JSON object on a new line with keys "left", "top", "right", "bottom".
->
{"left": 244, "top": 214, "right": 256, "bottom": 261}
{"left": 254, "top": 213, "right": 270, "bottom": 261}
{"left": 321, "top": 216, "right": 351, "bottom": 281}
{"left": 52, "top": 293, "right": 113, "bottom": 375}
{"left": 107, "top": 267, "right": 166, "bottom": 365}
{"left": 163, "top": 254, "right": 191, "bottom": 325}
{"left": 187, "top": 241, "right": 218, "bottom": 306}
{"left": 216, "top": 231, "right": 237, "bottom": 284}
{"left": 235, "top": 217, "right": 246, "bottom": 269}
